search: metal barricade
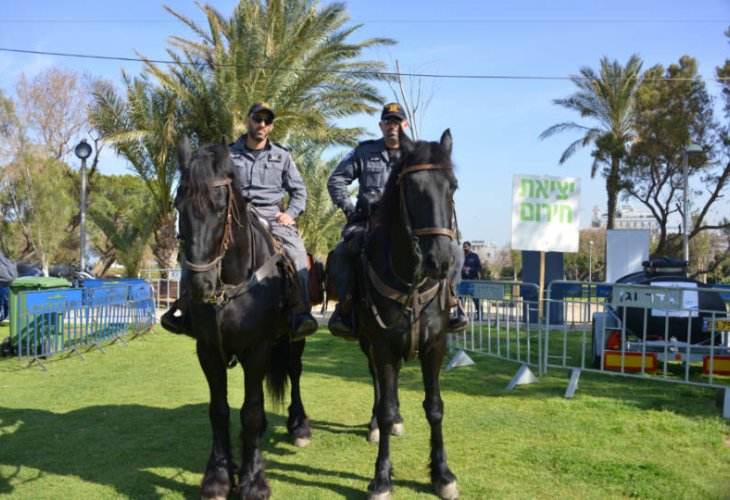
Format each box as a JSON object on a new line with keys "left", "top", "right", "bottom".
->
{"left": 140, "top": 268, "right": 181, "bottom": 309}
{"left": 544, "top": 280, "right": 730, "bottom": 413}
{"left": 12, "top": 281, "right": 157, "bottom": 369}
{"left": 449, "top": 280, "right": 542, "bottom": 386}
{"left": 15, "top": 288, "right": 84, "bottom": 367}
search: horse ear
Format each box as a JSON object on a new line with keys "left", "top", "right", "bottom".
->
{"left": 440, "top": 129, "right": 453, "bottom": 157}
{"left": 399, "top": 127, "right": 415, "bottom": 154}
{"left": 178, "top": 135, "right": 191, "bottom": 172}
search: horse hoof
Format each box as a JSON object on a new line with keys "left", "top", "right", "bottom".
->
{"left": 367, "top": 428, "right": 380, "bottom": 443}
{"left": 391, "top": 422, "right": 405, "bottom": 436}
{"left": 368, "top": 490, "right": 391, "bottom": 500}
{"left": 436, "top": 481, "right": 459, "bottom": 500}
{"left": 293, "top": 436, "right": 311, "bottom": 448}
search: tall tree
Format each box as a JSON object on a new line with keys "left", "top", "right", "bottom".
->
{"left": 88, "top": 174, "right": 155, "bottom": 277}
{"left": 90, "top": 76, "right": 180, "bottom": 269}
{"left": 539, "top": 55, "right": 643, "bottom": 229}
{"left": 146, "top": 0, "right": 394, "bottom": 146}
{"left": 621, "top": 56, "right": 729, "bottom": 269}
{"left": 294, "top": 148, "right": 347, "bottom": 258}
{"left": 15, "top": 68, "right": 89, "bottom": 161}
{"left": 1, "top": 150, "right": 74, "bottom": 274}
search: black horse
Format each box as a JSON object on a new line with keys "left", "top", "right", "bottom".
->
{"left": 174, "top": 137, "right": 311, "bottom": 499}
{"left": 354, "top": 129, "right": 459, "bottom": 499}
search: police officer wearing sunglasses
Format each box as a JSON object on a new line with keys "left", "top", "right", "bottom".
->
{"left": 326, "top": 103, "right": 467, "bottom": 340}
{"left": 161, "top": 102, "right": 318, "bottom": 339}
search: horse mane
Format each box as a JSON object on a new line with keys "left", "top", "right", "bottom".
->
{"left": 178, "top": 142, "right": 234, "bottom": 215}
{"left": 374, "top": 138, "right": 456, "bottom": 234}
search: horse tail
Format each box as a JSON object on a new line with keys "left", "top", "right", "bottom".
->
{"left": 266, "top": 337, "right": 290, "bottom": 407}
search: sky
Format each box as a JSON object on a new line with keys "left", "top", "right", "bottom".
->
{"left": 1, "top": 0, "right": 728, "bottom": 247}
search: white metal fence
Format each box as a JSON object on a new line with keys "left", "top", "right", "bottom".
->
{"left": 451, "top": 279, "right": 730, "bottom": 418}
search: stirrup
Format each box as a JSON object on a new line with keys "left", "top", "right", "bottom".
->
{"left": 291, "top": 312, "right": 318, "bottom": 341}
{"left": 328, "top": 308, "right": 357, "bottom": 341}
{"left": 447, "top": 308, "right": 468, "bottom": 333}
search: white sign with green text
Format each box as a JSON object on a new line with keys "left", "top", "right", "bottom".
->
{"left": 510, "top": 174, "right": 580, "bottom": 252}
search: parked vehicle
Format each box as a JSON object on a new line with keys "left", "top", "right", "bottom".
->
{"left": 591, "top": 258, "right": 730, "bottom": 369}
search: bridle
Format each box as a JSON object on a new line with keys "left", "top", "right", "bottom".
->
{"left": 395, "top": 163, "right": 456, "bottom": 242}
{"left": 182, "top": 178, "right": 239, "bottom": 273}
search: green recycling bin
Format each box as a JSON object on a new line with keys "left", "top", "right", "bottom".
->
{"left": 9, "top": 276, "right": 72, "bottom": 356}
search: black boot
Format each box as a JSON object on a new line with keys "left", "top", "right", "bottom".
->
{"left": 160, "top": 296, "right": 190, "bottom": 334}
{"left": 447, "top": 298, "right": 468, "bottom": 333}
{"left": 448, "top": 309, "right": 468, "bottom": 333}
{"left": 292, "top": 310, "right": 318, "bottom": 341}
{"left": 328, "top": 302, "right": 357, "bottom": 341}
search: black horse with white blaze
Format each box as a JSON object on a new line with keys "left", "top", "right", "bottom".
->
{"left": 355, "top": 129, "right": 460, "bottom": 499}
{"left": 174, "top": 137, "right": 311, "bottom": 499}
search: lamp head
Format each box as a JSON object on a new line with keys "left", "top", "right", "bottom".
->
{"left": 74, "top": 139, "right": 92, "bottom": 160}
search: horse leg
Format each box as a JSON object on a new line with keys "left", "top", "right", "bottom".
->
{"left": 361, "top": 338, "right": 404, "bottom": 444}
{"left": 361, "top": 336, "right": 381, "bottom": 443}
{"left": 367, "top": 343, "right": 401, "bottom": 499}
{"left": 286, "top": 338, "right": 312, "bottom": 447}
{"left": 236, "top": 346, "right": 271, "bottom": 500}
{"left": 420, "top": 337, "right": 458, "bottom": 500}
{"left": 196, "top": 339, "right": 234, "bottom": 499}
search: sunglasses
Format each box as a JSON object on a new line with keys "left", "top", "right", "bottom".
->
{"left": 250, "top": 114, "right": 273, "bottom": 125}
{"left": 383, "top": 118, "right": 402, "bottom": 126}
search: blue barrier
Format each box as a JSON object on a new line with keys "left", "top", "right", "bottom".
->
{"left": 715, "top": 284, "right": 730, "bottom": 302}
{"left": 12, "top": 281, "right": 156, "bottom": 365}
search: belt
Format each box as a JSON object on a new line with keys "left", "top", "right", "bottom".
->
{"left": 251, "top": 202, "right": 274, "bottom": 208}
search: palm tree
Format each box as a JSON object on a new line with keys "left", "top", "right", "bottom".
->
{"left": 89, "top": 75, "right": 180, "bottom": 269}
{"left": 293, "top": 147, "right": 347, "bottom": 258}
{"left": 539, "top": 55, "right": 643, "bottom": 229}
{"left": 143, "top": 0, "right": 394, "bottom": 147}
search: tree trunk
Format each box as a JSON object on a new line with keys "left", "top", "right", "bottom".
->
{"left": 151, "top": 211, "right": 178, "bottom": 269}
{"left": 605, "top": 156, "right": 622, "bottom": 230}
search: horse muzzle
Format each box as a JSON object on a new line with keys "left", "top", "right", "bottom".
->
{"left": 188, "top": 271, "right": 217, "bottom": 302}
{"left": 419, "top": 237, "right": 453, "bottom": 280}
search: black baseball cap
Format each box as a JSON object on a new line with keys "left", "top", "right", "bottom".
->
{"left": 248, "top": 102, "right": 275, "bottom": 119}
{"left": 381, "top": 102, "right": 406, "bottom": 121}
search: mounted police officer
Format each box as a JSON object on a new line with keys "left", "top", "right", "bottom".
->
{"left": 326, "top": 102, "right": 467, "bottom": 340}
{"left": 161, "top": 102, "right": 318, "bottom": 339}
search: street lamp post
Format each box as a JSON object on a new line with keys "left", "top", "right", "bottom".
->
{"left": 589, "top": 240, "right": 593, "bottom": 283}
{"left": 682, "top": 143, "right": 704, "bottom": 263}
{"left": 74, "top": 139, "right": 93, "bottom": 271}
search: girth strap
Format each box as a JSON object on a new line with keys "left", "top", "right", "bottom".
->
{"left": 365, "top": 260, "right": 445, "bottom": 361}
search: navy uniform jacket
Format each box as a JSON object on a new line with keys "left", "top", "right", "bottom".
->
{"left": 229, "top": 136, "right": 307, "bottom": 219}
{"left": 327, "top": 138, "right": 396, "bottom": 216}
{"left": 461, "top": 251, "right": 482, "bottom": 280}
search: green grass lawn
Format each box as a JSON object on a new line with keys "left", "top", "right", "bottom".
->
{"left": 1, "top": 320, "right": 729, "bottom": 499}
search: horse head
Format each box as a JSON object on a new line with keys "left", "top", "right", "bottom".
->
{"left": 392, "top": 128, "right": 457, "bottom": 280}
{"left": 175, "top": 136, "right": 242, "bottom": 301}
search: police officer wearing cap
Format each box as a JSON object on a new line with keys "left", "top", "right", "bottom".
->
{"left": 326, "top": 102, "right": 467, "bottom": 339}
{"left": 161, "top": 102, "right": 318, "bottom": 339}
